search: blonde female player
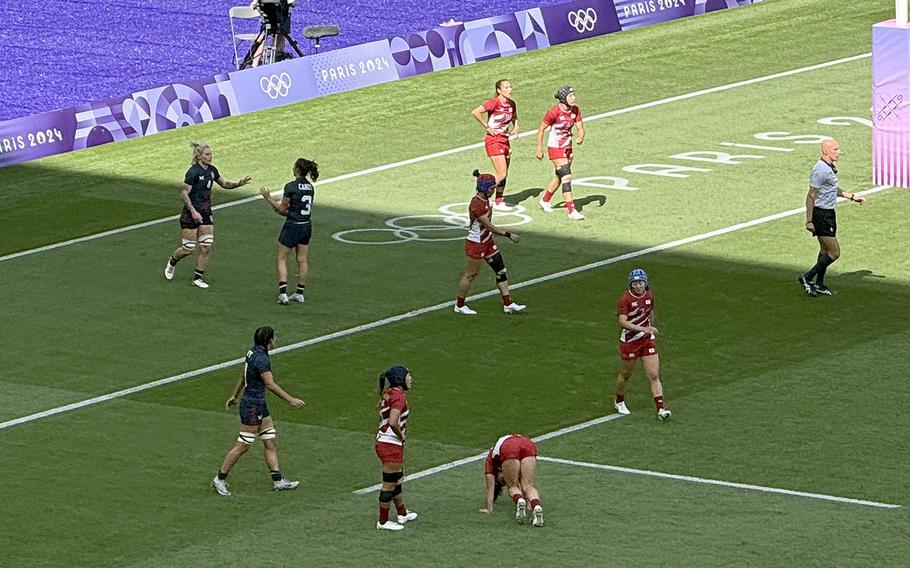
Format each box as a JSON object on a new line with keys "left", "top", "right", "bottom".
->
{"left": 471, "top": 79, "right": 519, "bottom": 211}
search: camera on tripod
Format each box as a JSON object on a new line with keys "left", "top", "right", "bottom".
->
{"left": 257, "top": 0, "right": 294, "bottom": 32}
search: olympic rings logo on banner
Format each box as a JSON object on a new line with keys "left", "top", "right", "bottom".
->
{"left": 260, "top": 73, "right": 292, "bottom": 99}
{"left": 332, "top": 202, "right": 533, "bottom": 245}
{"left": 567, "top": 8, "right": 598, "bottom": 33}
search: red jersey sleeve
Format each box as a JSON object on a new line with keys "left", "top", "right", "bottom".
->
{"left": 542, "top": 106, "right": 558, "bottom": 126}
{"left": 482, "top": 98, "right": 497, "bottom": 112}
{"left": 484, "top": 450, "right": 496, "bottom": 475}
{"left": 387, "top": 389, "right": 407, "bottom": 411}
{"left": 469, "top": 197, "right": 489, "bottom": 221}
{"left": 617, "top": 293, "right": 631, "bottom": 316}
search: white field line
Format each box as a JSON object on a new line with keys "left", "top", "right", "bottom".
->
{"left": 352, "top": 414, "right": 628, "bottom": 495}
{"left": 0, "top": 185, "right": 891, "bottom": 432}
{"left": 538, "top": 456, "right": 901, "bottom": 510}
{"left": 0, "top": 52, "right": 871, "bottom": 265}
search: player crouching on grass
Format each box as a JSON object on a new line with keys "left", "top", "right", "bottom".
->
{"left": 614, "top": 269, "right": 671, "bottom": 422}
{"left": 480, "top": 434, "right": 544, "bottom": 527}
{"left": 454, "top": 170, "right": 526, "bottom": 315}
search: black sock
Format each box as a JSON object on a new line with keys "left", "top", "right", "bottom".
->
{"left": 217, "top": 471, "right": 228, "bottom": 480}
{"left": 270, "top": 470, "right": 282, "bottom": 482}
{"left": 816, "top": 254, "right": 834, "bottom": 286}
{"left": 295, "top": 283, "right": 305, "bottom": 295}
{"left": 279, "top": 281, "right": 287, "bottom": 295}
{"left": 169, "top": 256, "right": 179, "bottom": 267}
{"left": 805, "top": 253, "right": 828, "bottom": 282}
{"left": 193, "top": 269, "right": 204, "bottom": 280}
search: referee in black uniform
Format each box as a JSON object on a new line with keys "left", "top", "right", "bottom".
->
{"left": 798, "top": 138, "right": 865, "bottom": 296}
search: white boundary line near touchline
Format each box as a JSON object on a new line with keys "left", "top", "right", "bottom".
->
{"left": 0, "top": 52, "right": 871, "bottom": 265}
{"left": 0, "top": 184, "right": 890, "bottom": 432}
{"left": 352, "top": 414, "right": 628, "bottom": 495}
{"left": 538, "top": 456, "right": 901, "bottom": 509}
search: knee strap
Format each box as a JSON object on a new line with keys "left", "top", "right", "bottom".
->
{"left": 379, "top": 490, "right": 395, "bottom": 503}
{"left": 556, "top": 163, "right": 572, "bottom": 179}
{"left": 259, "top": 427, "right": 277, "bottom": 440}
{"left": 393, "top": 484, "right": 402, "bottom": 496}
{"left": 383, "top": 471, "right": 403, "bottom": 483}
{"left": 180, "top": 239, "right": 197, "bottom": 251}
{"left": 198, "top": 235, "right": 214, "bottom": 246}
{"left": 237, "top": 431, "right": 256, "bottom": 445}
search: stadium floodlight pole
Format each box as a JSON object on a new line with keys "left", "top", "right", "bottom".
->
{"left": 898, "top": 0, "right": 909, "bottom": 25}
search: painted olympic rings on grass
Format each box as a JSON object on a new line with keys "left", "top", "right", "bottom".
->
{"left": 332, "top": 202, "right": 533, "bottom": 245}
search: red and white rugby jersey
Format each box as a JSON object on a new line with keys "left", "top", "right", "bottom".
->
{"left": 542, "top": 104, "right": 582, "bottom": 149}
{"left": 466, "top": 194, "right": 492, "bottom": 244}
{"left": 376, "top": 387, "right": 408, "bottom": 446}
{"left": 617, "top": 289, "right": 654, "bottom": 343}
{"left": 482, "top": 97, "right": 516, "bottom": 139}
{"left": 484, "top": 434, "right": 515, "bottom": 475}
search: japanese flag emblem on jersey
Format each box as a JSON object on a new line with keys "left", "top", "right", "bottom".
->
{"left": 645, "top": 300, "right": 651, "bottom": 305}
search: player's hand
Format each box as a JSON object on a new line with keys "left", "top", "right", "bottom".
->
{"left": 486, "top": 127, "right": 496, "bottom": 136}
{"left": 805, "top": 221, "right": 815, "bottom": 234}
{"left": 644, "top": 326, "right": 659, "bottom": 336}
{"left": 576, "top": 136, "right": 585, "bottom": 145}
{"left": 259, "top": 187, "right": 272, "bottom": 199}
{"left": 191, "top": 210, "right": 204, "bottom": 223}
{"left": 510, "top": 129, "right": 520, "bottom": 139}
{"left": 238, "top": 176, "right": 252, "bottom": 187}
{"left": 852, "top": 195, "right": 866, "bottom": 205}
{"left": 536, "top": 149, "right": 544, "bottom": 161}
{"left": 289, "top": 397, "right": 307, "bottom": 409}
{"left": 508, "top": 232, "right": 520, "bottom": 243}
{"left": 225, "top": 396, "right": 237, "bottom": 409}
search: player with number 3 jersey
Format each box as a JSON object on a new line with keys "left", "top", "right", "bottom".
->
{"left": 259, "top": 158, "right": 319, "bottom": 305}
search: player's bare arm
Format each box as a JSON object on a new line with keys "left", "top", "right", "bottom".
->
{"left": 263, "top": 371, "right": 307, "bottom": 408}
{"left": 618, "top": 313, "right": 657, "bottom": 336}
{"left": 837, "top": 186, "right": 865, "bottom": 204}
{"left": 259, "top": 187, "right": 289, "bottom": 215}
{"left": 480, "top": 473, "right": 496, "bottom": 513}
{"left": 225, "top": 372, "right": 245, "bottom": 409}
{"left": 478, "top": 213, "right": 520, "bottom": 242}
{"left": 805, "top": 186, "right": 819, "bottom": 232}
{"left": 216, "top": 175, "right": 252, "bottom": 189}
{"left": 471, "top": 104, "right": 494, "bottom": 135}
{"left": 575, "top": 121, "right": 585, "bottom": 145}
{"left": 388, "top": 408, "right": 404, "bottom": 441}
{"left": 511, "top": 117, "right": 520, "bottom": 139}
{"left": 535, "top": 121, "right": 548, "bottom": 160}
{"left": 181, "top": 183, "right": 203, "bottom": 222}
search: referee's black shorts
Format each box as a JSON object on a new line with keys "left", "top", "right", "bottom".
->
{"left": 812, "top": 207, "right": 836, "bottom": 237}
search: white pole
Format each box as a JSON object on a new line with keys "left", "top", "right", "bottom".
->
{"left": 898, "top": 0, "right": 909, "bottom": 26}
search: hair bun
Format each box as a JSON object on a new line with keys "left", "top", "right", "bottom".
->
{"left": 472, "top": 169, "right": 480, "bottom": 177}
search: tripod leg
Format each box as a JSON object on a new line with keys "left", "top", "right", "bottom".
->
{"left": 284, "top": 33, "right": 305, "bottom": 57}
{"left": 240, "top": 33, "right": 266, "bottom": 69}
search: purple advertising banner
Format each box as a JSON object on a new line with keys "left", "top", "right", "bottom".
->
{"left": 0, "top": 109, "right": 77, "bottom": 167}
{"left": 540, "top": 0, "right": 621, "bottom": 46}
{"left": 307, "top": 40, "right": 400, "bottom": 97}
{"left": 458, "top": 9, "right": 550, "bottom": 64}
{"left": 872, "top": 21, "right": 910, "bottom": 188}
{"left": 0, "top": 0, "right": 758, "bottom": 167}
{"left": 230, "top": 57, "right": 319, "bottom": 114}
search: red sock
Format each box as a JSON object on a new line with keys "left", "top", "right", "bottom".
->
{"left": 396, "top": 502, "right": 407, "bottom": 516}
{"left": 565, "top": 199, "right": 576, "bottom": 213}
{"left": 379, "top": 506, "right": 389, "bottom": 524}
{"left": 654, "top": 396, "right": 664, "bottom": 410}
{"left": 543, "top": 190, "right": 555, "bottom": 203}
{"left": 495, "top": 194, "right": 504, "bottom": 205}
{"left": 615, "top": 394, "right": 624, "bottom": 403}
{"left": 530, "top": 499, "right": 540, "bottom": 509}
{"left": 456, "top": 297, "right": 466, "bottom": 308}
{"left": 502, "top": 294, "right": 512, "bottom": 306}
{"left": 511, "top": 493, "right": 521, "bottom": 504}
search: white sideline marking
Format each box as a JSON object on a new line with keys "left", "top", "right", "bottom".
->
{"left": 0, "top": 185, "right": 891, "bottom": 431}
{"left": 0, "top": 52, "right": 871, "bottom": 264}
{"left": 352, "top": 414, "right": 627, "bottom": 495}
{"left": 538, "top": 456, "right": 901, "bottom": 509}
